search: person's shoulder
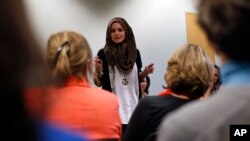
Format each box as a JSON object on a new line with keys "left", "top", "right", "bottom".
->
{"left": 158, "top": 86, "right": 250, "bottom": 141}
{"left": 139, "top": 95, "right": 164, "bottom": 106}
{"left": 97, "top": 48, "right": 105, "bottom": 54}
{"left": 91, "top": 87, "right": 118, "bottom": 100}
{"left": 143, "top": 95, "right": 175, "bottom": 102}
{"left": 136, "top": 49, "right": 140, "bottom": 54}
{"left": 97, "top": 48, "right": 105, "bottom": 59}
{"left": 161, "top": 93, "right": 227, "bottom": 126}
{"left": 140, "top": 95, "right": 158, "bottom": 102}
{"left": 157, "top": 99, "right": 215, "bottom": 140}
{"left": 189, "top": 85, "right": 250, "bottom": 119}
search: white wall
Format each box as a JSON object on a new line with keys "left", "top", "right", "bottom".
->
{"left": 24, "top": 0, "right": 197, "bottom": 95}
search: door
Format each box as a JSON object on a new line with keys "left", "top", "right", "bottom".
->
{"left": 186, "top": 12, "right": 215, "bottom": 63}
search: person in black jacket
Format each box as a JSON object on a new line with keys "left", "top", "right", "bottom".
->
{"left": 94, "top": 17, "right": 154, "bottom": 133}
{"left": 122, "top": 44, "right": 213, "bottom": 141}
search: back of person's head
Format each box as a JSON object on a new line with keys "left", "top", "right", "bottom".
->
{"left": 1, "top": 1, "right": 47, "bottom": 140}
{"left": 165, "top": 44, "right": 213, "bottom": 99}
{"left": 46, "top": 31, "right": 94, "bottom": 84}
{"left": 198, "top": 0, "right": 250, "bottom": 61}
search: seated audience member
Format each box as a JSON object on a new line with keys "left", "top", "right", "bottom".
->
{"left": 140, "top": 75, "right": 151, "bottom": 97}
{"left": 122, "top": 44, "right": 213, "bottom": 141}
{"left": 157, "top": 0, "right": 250, "bottom": 141}
{"left": 211, "top": 64, "right": 222, "bottom": 94}
{"left": 200, "top": 64, "right": 223, "bottom": 99}
{"left": 1, "top": 1, "right": 87, "bottom": 141}
{"left": 44, "top": 31, "right": 121, "bottom": 140}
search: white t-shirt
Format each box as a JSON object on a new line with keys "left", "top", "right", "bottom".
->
{"left": 109, "top": 64, "right": 139, "bottom": 124}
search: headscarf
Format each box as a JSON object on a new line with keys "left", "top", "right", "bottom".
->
{"left": 104, "top": 17, "right": 137, "bottom": 74}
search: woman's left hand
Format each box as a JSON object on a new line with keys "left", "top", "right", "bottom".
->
{"left": 144, "top": 63, "right": 154, "bottom": 75}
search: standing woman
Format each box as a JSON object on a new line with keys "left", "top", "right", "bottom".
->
{"left": 94, "top": 17, "right": 154, "bottom": 133}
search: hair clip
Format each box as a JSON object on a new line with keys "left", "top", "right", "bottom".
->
{"left": 53, "top": 41, "right": 70, "bottom": 67}
{"left": 61, "top": 41, "right": 70, "bottom": 55}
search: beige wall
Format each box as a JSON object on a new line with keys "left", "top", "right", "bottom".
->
{"left": 24, "top": 0, "right": 198, "bottom": 95}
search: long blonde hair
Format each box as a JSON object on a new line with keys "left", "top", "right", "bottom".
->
{"left": 46, "top": 31, "right": 94, "bottom": 84}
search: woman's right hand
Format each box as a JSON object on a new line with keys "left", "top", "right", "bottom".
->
{"left": 94, "top": 56, "right": 103, "bottom": 78}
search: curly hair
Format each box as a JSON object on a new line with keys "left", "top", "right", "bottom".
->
{"left": 165, "top": 44, "right": 213, "bottom": 99}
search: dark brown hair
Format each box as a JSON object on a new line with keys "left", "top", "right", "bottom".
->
{"left": 104, "top": 17, "right": 137, "bottom": 73}
{"left": 1, "top": 1, "right": 47, "bottom": 140}
{"left": 198, "top": 0, "right": 250, "bottom": 60}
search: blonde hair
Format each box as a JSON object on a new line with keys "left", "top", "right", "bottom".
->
{"left": 165, "top": 44, "right": 213, "bottom": 99}
{"left": 46, "top": 31, "right": 94, "bottom": 84}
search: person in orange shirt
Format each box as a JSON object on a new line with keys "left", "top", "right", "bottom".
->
{"left": 45, "top": 31, "right": 122, "bottom": 140}
{"left": 123, "top": 44, "right": 213, "bottom": 141}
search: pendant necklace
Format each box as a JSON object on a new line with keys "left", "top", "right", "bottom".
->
{"left": 122, "top": 73, "right": 128, "bottom": 85}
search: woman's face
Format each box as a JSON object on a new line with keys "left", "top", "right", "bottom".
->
{"left": 213, "top": 68, "right": 219, "bottom": 84}
{"left": 140, "top": 78, "right": 148, "bottom": 92}
{"left": 110, "top": 22, "right": 125, "bottom": 44}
